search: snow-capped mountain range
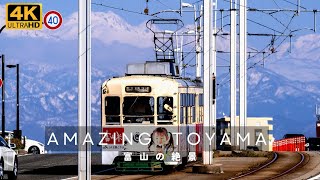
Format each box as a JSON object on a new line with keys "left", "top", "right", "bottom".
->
{"left": 217, "top": 67, "right": 320, "bottom": 139}
{"left": 3, "top": 63, "right": 319, "bottom": 142}
{"left": 4, "top": 64, "right": 117, "bottom": 142}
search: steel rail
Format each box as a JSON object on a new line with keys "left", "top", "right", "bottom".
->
{"left": 267, "top": 152, "right": 305, "bottom": 180}
{"left": 229, "top": 152, "right": 306, "bottom": 180}
{"left": 228, "top": 152, "right": 278, "bottom": 180}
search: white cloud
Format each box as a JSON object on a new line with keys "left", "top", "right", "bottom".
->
{"left": 276, "top": 34, "right": 320, "bottom": 61}
{"left": 262, "top": 33, "right": 320, "bottom": 82}
{"left": 278, "top": 34, "right": 320, "bottom": 61}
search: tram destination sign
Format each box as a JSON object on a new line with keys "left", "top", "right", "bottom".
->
{"left": 125, "top": 86, "right": 151, "bottom": 93}
{"left": 6, "top": 3, "right": 43, "bottom": 30}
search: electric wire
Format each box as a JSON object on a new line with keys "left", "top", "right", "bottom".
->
{"left": 271, "top": 0, "right": 291, "bottom": 17}
{"left": 94, "top": 0, "right": 314, "bottom": 90}
{"left": 215, "top": 10, "right": 296, "bottom": 90}
{"left": 248, "top": 19, "right": 283, "bottom": 34}
{"left": 280, "top": 0, "right": 307, "bottom": 10}
{"left": 191, "top": 0, "right": 203, "bottom": 5}
{"left": 154, "top": 0, "right": 175, "bottom": 11}
{"left": 92, "top": 2, "right": 164, "bottom": 19}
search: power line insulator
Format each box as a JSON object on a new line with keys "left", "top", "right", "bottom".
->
{"left": 144, "top": 8, "right": 149, "bottom": 15}
{"left": 270, "top": 47, "right": 276, "bottom": 53}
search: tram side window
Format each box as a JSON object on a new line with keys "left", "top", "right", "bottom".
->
{"left": 180, "top": 94, "right": 185, "bottom": 124}
{"left": 105, "top": 96, "right": 120, "bottom": 124}
{"left": 199, "top": 94, "right": 204, "bottom": 106}
{"left": 192, "top": 106, "right": 196, "bottom": 123}
{"left": 199, "top": 94, "right": 204, "bottom": 122}
{"left": 180, "top": 107, "right": 184, "bottom": 124}
{"left": 157, "top": 97, "right": 173, "bottom": 120}
{"left": 180, "top": 93, "right": 187, "bottom": 124}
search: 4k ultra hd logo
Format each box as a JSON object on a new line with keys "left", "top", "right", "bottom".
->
{"left": 6, "top": 3, "right": 42, "bottom": 30}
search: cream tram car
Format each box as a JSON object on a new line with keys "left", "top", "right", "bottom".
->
{"left": 101, "top": 61, "right": 204, "bottom": 171}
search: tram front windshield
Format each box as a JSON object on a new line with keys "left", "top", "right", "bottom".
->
{"left": 123, "top": 96, "right": 154, "bottom": 124}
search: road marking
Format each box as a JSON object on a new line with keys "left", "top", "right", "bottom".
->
{"left": 309, "top": 174, "right": 320, "bottom": 180}
{"left": 309, "top": 152, "right": 320, "bottom": 180}
{"left": 61, "top": 176, "right": 77, "bottom": 180}
{"left": 93, "top": 167, "right": 115, "bottom": 174}
{"left": 17, "top": 154, "right": 32, "bottom": 157}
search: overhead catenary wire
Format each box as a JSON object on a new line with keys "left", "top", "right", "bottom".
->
{"left": 223, "top": 0, "right": 316, "bottom": 13}
{"left": 261, "top": 11, "right": 289, "bottom": 28}
{"left": 179, "top": 0, "right": 302, "bottom": 80}
{"left": 271, "top": 0, "right": 291, "bottom": 17}
{"left": 92, "top": 2, "right": 164, "bottom": 19}
{"left": 247, "top": 19, "right": 283, "bottom": 34}
{"left": 280, "top": 0, "right": 307, "bottom": 10}
{"left": 247, "top": 13, "right": 296, "bottom": 62}
{"left": 215, "top": 9, "right": 297, "bottom": 90}
{"left": 94, "top": 0, "right": 317, "bottom": 89}
{"left": 191, "top": 0, "right": 203, "bottom": 5}
{"left": 153, "top": 0, "right": 176, "bottom": 11}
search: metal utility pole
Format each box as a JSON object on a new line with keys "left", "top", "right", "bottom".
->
{"left": 316, "top": 105, "right": 320, "bottom": 138}
{"left": 200, "top": 5, "right": 204, "bottom": 82}
{"left": 195, "top": 5, "right": 201, "bottom": 80}
{"left": 239, "top": 0, "right": 247, "bottom": 150}
{"left": 79, "top": 0, "right": 91, "bottom": 179}
{"left": 230, "top": 0, "right": 237, "bottom": 146}
{"left": 212, "top": 1, "right": 217, "bottom": 143}
{"left": 16, "top": 64, "right": 19, "bottom": 139}
{"left": 1, "top": 55, "right": 5, "bottom": 138}
{"left": 180, "top": 34, "right": 184, "bottom": 75}
{"left": 7, "top": 64, "right": 21, "bottom": 139}
{"left": 203, "top": 0, "right": 217, "bottom": 165}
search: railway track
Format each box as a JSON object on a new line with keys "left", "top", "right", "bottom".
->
{"left": 229, "top": 152, "right": 307, "bottom": 180}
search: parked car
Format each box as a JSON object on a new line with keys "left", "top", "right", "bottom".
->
{"left": 0, "top": 131, "right": 46, "bottom": 154}
{"left": 0, "top": 136, "right": 18, "bottom": 179}
{"left": 24, "top": 138, "right": 45, "bottom": 154}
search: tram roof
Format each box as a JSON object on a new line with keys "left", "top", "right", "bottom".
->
{"left": 102, "top": 75, "right": 202, "bottom": 88}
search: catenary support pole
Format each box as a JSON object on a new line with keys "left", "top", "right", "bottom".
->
{"left": 16, "top": 64, "right": 20, "bottom": 139}
{"left": 230, "top": 0, "right": 237, "bottom": 146}
{"left": 239, "top": 0, "right": 247, "bottom": 150}
{"left": 200, "top": 5, "right": 204, "bottom": 82}
{"left": 212, "top": 0, "right": 217, "bottom": 151}
{"left": 1, "top": 54, "right": 5, "bottom": 138}
{"left": 203, "top": 0, "right": 217, "bottom": 165}
{"left": 195, "top": 5, "right": 201, "bottom": 80}
{"left": 180, "top": 34, "right": 184, "bottom": 75}
{"left": 78, "top": 0, "right": 91, "bottom": 179}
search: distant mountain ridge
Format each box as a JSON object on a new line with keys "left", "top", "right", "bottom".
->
{"left": 3, "top": 64, "right": 319, "bottom": 142}
{"left": 5, "top": 64, "right": 116, "bottom": 142}
{"left": 217, "top": 67, "right": 320, "bottom": 139}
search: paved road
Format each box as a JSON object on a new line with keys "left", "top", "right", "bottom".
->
{"left": 16, "top": 152, "right": 320, "bottom": 180}
{"left": 17, "top": 153, "right": 108, "bottom": 180}
{"left": 15, "top": 153, "right": 271, "bottom": 180}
